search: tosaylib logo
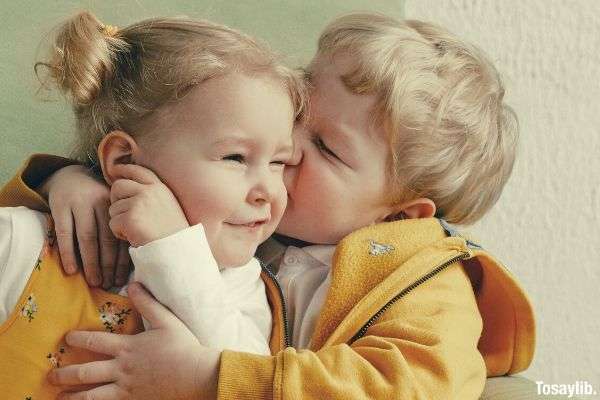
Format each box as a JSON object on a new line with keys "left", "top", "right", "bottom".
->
{"left": 536, "top": 381, "right": 597, "bottom": 397}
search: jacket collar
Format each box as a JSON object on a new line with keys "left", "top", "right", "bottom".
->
{"left": 308, "top": 218, "right": 451, "bottom": 349}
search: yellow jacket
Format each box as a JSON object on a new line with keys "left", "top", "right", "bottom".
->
{"left": 0, "top": 155, "right": 536, "bottom": 400}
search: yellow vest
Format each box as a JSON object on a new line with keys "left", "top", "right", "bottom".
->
{"left": 0, "top": 215, "right": 143, "bottom": 399}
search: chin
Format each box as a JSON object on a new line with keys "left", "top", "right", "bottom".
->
{"left": 217, "top": 250, "right": 256, "bottom": 269}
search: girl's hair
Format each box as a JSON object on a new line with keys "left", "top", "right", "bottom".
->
{"left": 317, "top": 13, "right": 519, "bottom": 225}
{"left": 36, "top": 11, "right": 306, "bottom": 167}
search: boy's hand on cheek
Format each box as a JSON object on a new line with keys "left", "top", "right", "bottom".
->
{"left": 108, "top": 164, "right": 190, "bottom": 247}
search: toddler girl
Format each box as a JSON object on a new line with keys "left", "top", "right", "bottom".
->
{"left": 0, "top": 11, "right": 305, "bottom": 399}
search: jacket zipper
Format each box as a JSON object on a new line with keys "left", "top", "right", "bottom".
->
{"left": 349, "top": 252, "right": 470, "bottom": 344}
{"left": 261, "top": 265, "right": 292, "bottom": 348}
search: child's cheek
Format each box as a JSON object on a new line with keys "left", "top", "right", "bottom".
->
{"left": 269, "top": 187, "right": 287, "bottom": 230}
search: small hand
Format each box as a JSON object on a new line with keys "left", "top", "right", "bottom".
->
{"left": 47, "top": 283, "right": 220, "bottom": 400}
{"left": 108, "top": 164, "right": 190, "bottom": 247}
{"left": 41, "top": 164, "right": 131, "bottom": 288}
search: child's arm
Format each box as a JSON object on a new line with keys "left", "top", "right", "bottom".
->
{"left": 112, "top": 164, "right": 271, "bottom": 354}
{"left": 130, "top": 225, "right": 271, "bottom": 354}
{"left": 0, "top": 207, "right": 48, "bottom": 324}
{"left": 0, "top": 154, "right": 76, "bottom": 211}
{"left": 0, "top": 155, "right": 131, "bottom": 288}
{"left": 216, "top": 262, "right": 487, "bottom": 400}
{"left": 48, "top": 266, "right": 484, "bottom": 400}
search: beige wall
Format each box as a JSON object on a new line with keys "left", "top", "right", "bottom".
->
{"left": 406, "top": 0, "right": 600, "bottom": 387}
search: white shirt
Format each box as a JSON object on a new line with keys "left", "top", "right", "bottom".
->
{"left": 0, "top": 206, "right": 271, "bottom": 355}
{"left": 274, "top": 245, "right": 335, "bottom": 349}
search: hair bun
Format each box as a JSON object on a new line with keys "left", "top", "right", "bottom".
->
{"left": 36, "top": 11, "right": 128, "bottom": 106}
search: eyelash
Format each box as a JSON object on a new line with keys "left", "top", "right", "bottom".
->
{"left": 223, "top": 154, "right": 245, "bottom": 163}
{"left": 223, "top": 154, "right": 288, "bottom": 166}
{"left": 311, "top": 135, "right": 338, "bottom": 159}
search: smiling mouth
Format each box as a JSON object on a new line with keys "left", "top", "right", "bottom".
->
{"left": 241, "top": 221, "right": 266, "bottom": 228}
{"left": 226, "top": 219, "right": 269, "bottom": 228}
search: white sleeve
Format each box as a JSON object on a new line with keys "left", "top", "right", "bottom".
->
{"left": 0, "top": 207, "right": 47, "bottom": 324}
{"left": 129, "top": 224, "right": 271, "bottom": 355}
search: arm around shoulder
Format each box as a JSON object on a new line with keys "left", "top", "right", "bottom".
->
{"left": 0, "top": 154, "right": 78, "bottom": 211}
{"left": 131, "top": 224, "right": 271, "bottom": 355}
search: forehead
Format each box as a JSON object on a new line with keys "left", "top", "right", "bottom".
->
{"left": 307, "top": 54, "right": 386, "bottom": 146}
{"left": 152, "top": 72, "right": 294, "bottom": 145}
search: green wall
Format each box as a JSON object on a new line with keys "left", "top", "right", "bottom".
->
{"left": 0, "top": 1, "right": 404, "bottom": 185}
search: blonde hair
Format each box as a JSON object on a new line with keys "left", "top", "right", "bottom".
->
{"left": 36, "top": 11, "right": 306, "bottom": 167}
{"left": 317, "top": 13, "right": 519, "bottom": 225}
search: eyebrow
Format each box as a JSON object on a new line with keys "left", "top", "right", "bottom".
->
{"left": 212, "top": 136, "right": 293, "bottom": 154}
{"left": 211, "top": 136, "right": 255, "bottom": 147}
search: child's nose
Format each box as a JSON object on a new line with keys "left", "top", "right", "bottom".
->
{"left": 248, "top": 189, "right": 269, "bottom": 205}
{"left": 247, "top": 185, "right": 270, "bottom": 205}
{"left": 247, "top": 172, "right": 276, "bottom": 205}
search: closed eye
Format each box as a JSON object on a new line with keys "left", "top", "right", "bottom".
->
{"left": 270, "top": 155, "right": 292, "bottom": 170}
{"left": 223, "top": 154, "right": 245, "bottom": 163}
{"left": 270, "top": 160, "right": 287, "bottom": 165}
{"left": 311, "top": 134, "right": 338, "bottom": 160}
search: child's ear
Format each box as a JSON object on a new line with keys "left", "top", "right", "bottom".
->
{"left": 98, "top": 131, "right": 139, "bottom": 185}
{"left": 383, "top": 198, "right": 437, "bottom": 222}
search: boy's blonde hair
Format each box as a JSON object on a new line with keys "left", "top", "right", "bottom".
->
{"left": 36, "top": 11, "right": 306, "bottom": 167}
{"left": 317, "top": 13, "right": 518, "bottom": 225}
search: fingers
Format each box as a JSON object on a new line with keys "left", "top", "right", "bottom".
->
{"left": 108, "top": 213, "right": 128, "bottom": 243}
{"left": 110, "top": 178, "right": 145, "bottom": 204}
{"left": 57, "top": 384, "right": 124, "bottom": 400}
{"left": 95, "top": 205, "right": 119, "bottom": 290}
{"left": 52, "top": 205, "right": 79, "bottom": 275}
{"left": 114, "top": 240, "right": 132, "bottom": 287}
{"left": 127, "top": 283, "right": 176, "bottom": 329}
{"left": 64, "top": 330, "right": 128, "bottom": 357}
{"left": 72, "top": 207, "right": 102, "bottom": 287}
{"left": 48, "top": 359, "right": 118, "bottom": 386}
{"left": 112, "top": 163, "right": 159, "bottom": 185}
{"left": 108, "top": 198, "right": 134, "bottom": 219}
